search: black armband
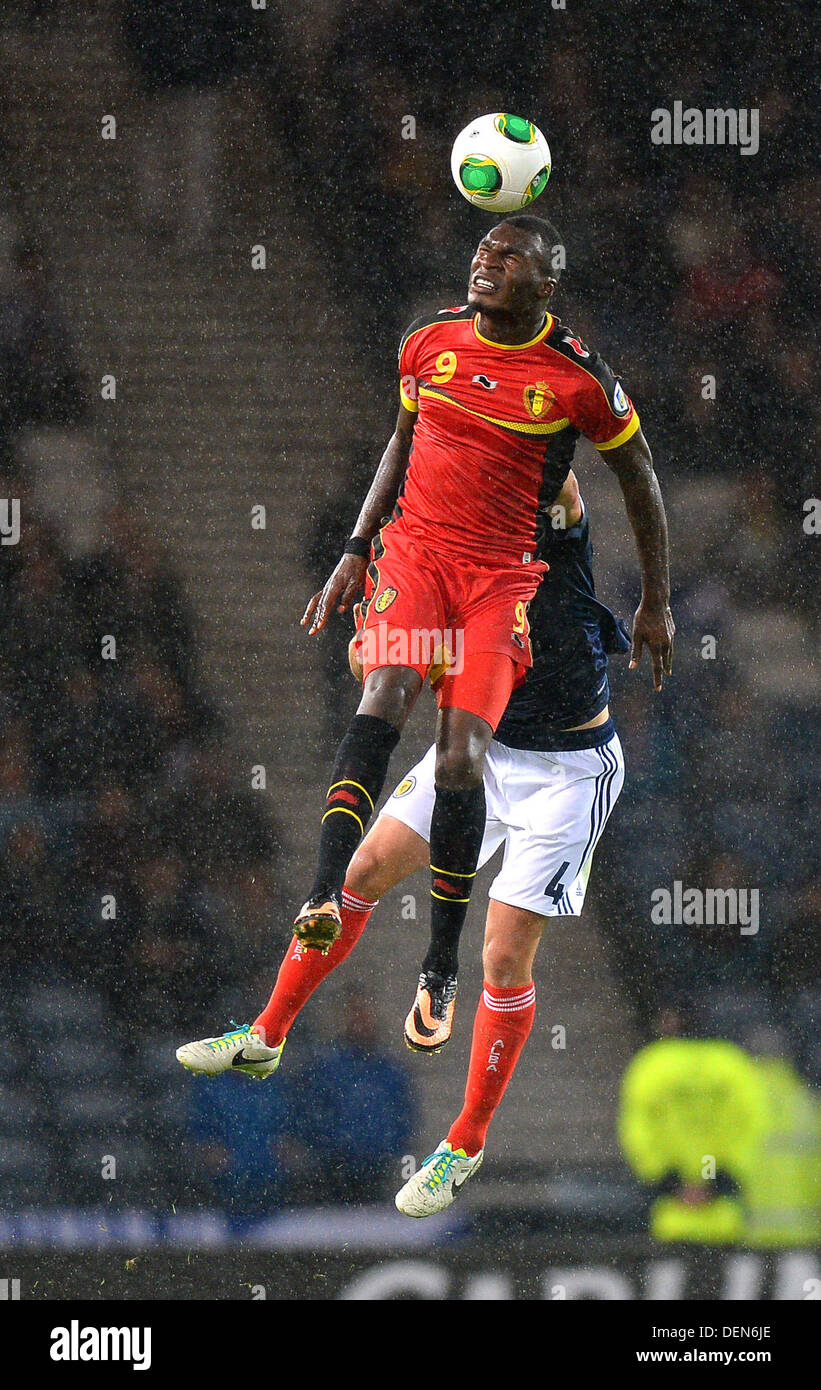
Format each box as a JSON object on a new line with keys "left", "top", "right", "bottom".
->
{"left": 343, "top": 536, "right": 370, "bottom": 559}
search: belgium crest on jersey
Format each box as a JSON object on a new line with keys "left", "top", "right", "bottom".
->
{"left": 523, "top": 380, "right": 556, "bottom": 418}
{"left": 374, "top": 586, "right": 398, "bottom": 614}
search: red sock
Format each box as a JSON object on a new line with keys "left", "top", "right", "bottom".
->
{"left": 252, "top": 887, "right": 376, "bottom": 1046}
{"left": 447, "top": 981, "right": 536, "bottom": 1157}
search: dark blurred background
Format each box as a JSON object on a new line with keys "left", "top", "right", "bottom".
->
{"left": 0, "top": 0, "right": 817, "bottom": 1279}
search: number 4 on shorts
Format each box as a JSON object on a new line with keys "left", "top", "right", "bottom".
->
{"left": 544, "top": 861, "right": 570, "bottom": 904}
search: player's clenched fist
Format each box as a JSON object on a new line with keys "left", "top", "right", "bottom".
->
{"left": 301, "top": 554, "right": 367, "bottom": 635}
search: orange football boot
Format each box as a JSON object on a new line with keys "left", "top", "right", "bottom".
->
{"left": 404, "top": 971, "right": 458, "bottom": 1053}
{"left": 293, "top": 893, "right": 342, "bottom": 954}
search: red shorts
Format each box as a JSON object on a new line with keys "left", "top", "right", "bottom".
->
{"left": 352, "top": 518, "right": 547, "bottom": 730}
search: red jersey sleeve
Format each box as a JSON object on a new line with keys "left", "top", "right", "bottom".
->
{"left": 397, "top": 319, "right": 422, "bottom": 413}
{"left": 551, "top": 327, "right": 641, "bottom": 451}
{"left": 396, "top": 306, "right": 472, "bottom": 414}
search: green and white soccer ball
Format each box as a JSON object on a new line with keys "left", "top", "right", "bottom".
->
{"left": 451, "top": 113, "right": 551, "bottom": 213}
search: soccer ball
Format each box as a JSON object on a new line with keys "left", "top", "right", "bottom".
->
{"left": 451, "top": 113, "right": 551, "bottom": 213}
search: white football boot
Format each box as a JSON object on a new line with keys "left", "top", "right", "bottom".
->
{"left": 395, "top": 1139, "right": 483, "bottom": 1217}
{"left": 176, "top": 1023, "right": 285, "bottom": 1080}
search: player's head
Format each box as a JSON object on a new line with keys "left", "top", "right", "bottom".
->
{"left": 468, "top": 215, "right": 562, "bottom": 317}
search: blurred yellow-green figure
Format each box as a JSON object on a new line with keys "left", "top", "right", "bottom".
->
{"left": 745, "top": 1054, "right": 821, "bottom": 1248}
{"left": 619, "top": 1038, "right": 768, "bottom": 1244}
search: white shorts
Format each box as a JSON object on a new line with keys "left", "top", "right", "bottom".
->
{"left": 382, "top": 733, "right": 624, "bottom": 918}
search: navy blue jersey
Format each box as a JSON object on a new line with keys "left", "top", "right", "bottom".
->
{"left": 493, "top": 510, "right": 630, "bottom": 752}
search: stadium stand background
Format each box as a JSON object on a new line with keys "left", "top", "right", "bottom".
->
{"left": 0, "top": 0, "right": 817, "bottom": 1255}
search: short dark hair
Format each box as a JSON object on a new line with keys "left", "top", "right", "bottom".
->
{"left": 494, "top": 214, "right": 563, "bottom": 283}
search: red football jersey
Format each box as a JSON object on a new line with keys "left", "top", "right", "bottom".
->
{"left": 397, "top": 306, "right": 640, "bottom": 565}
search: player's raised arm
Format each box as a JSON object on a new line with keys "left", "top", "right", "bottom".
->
{"left": 600, "top": 426, "right": 674, "bottom": 691}
{"left": 301, "top": 403, "right": 416, "bottom": 634}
